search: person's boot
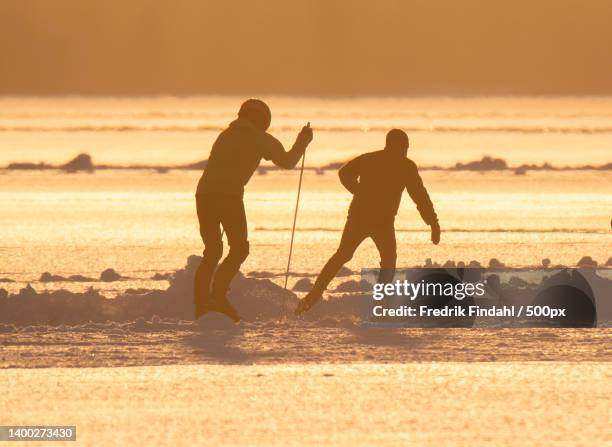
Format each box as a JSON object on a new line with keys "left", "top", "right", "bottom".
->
{"left": 213, "top": 298, "right": 241, "bottom": 322}
{"left": 194, "top": 299, "right": 209, "bottom": 320}
{"left": 193, "top": 264, "right": 213, "bottom": 320}
{"left": 194, "top": 287, "right": 210, "bottom": 320}
{"left": 194, "top": 280, "right": 214, "bottom": 319}
{"left": 208, "top": 290, "right": 241, "bottom": 323}
{"left": 295, "top": 290, "right": 323, "bottom": 316}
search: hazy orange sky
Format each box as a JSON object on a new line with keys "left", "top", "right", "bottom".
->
{"left": 1, "top": 0, "right": 611, "bottom": 96}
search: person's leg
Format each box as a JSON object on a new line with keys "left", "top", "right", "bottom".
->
{"left": 311, "top": 218, "right": 367, "bottom": 295}
{"left": 295, "top": 217, "right": 367, "bottom": 315}
{"left": 194, "top": 195, "right": 223, "bottom": 315}
{"left": 210, "top": 197, "right": 249, "bottom": 304}
{"left": 371, "top": 220, "right": 397, "bottom": 285}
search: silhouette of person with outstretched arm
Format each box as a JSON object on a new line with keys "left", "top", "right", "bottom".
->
{"left": 295, "top": 129, "right": 439, "bottom": 315}
{"left": 195, "top": 99, "right": 313, "bottom": 321}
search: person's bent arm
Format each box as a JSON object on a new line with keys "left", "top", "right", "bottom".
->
{"left": 338, "top": 157, "right": 363, "bottom": 194}
{"left": 266, "top": 123, "right": 312, "bottom": 169}
{"left": 406, "top": 162, "right": 440, "bottom": 244}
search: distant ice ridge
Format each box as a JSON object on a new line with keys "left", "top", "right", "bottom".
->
{"left": 3, "top": 153, "right": 612, "bottom": 174}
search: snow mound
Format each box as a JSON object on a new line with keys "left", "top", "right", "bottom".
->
{"left": 1, "top": 256, "right": 610, "bottom": 327}
{"left": 292, "top": 278, "right": 313, "bottom": 292}
{"left": 0, "top": 255, "right": 298, "bottom": 325}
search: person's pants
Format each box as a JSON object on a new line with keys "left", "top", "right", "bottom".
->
{"left": 194, "top": 193, "right": 249, "bottom": 304}
{"left": 310, "top": 215, "right": 397, "bottom": 296}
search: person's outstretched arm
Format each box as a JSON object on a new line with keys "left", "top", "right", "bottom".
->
{"left": 263, "top": 123, "right": 313, "bottom": 169}
{"left": 405, "top": 161, "right": 440, "bottom": 244}
{"left": 338, "top": 155, "right": 366, "bottom": 194}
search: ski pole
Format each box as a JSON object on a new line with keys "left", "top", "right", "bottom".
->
{"left": 283, "top": 152, "right": 306, "bottom": 289}
{"left": 281, "top": 123, "right": 309, "bottom": 318}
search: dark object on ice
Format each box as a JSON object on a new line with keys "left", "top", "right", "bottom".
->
{"left": 68, "top": 274, "right": 95, "bottom": 282}
{"left": 508, "top": 276, "right": 529, "bottom": 287}
{"left": 531, "top": 271, "right": 596, "bottom": 328}
{"left": 577, "top": 256, "right": 597, "bottom": 268}
{"left": 424, "top": 258, "right": 441, "bottom": 268}
{"left": 335, "top": 279, "right": 368, "bottom": 292}
{"left": 485, "top": 274, "right": 502, "bottom": 295}
{"left": 542, "top": 258, "right": 551, "bottom": 268}
{"left": 336, "top": 266, "right": 353, "bottom": 277}
{"left": 152, "top": 272, "right": 173, "bottom": 280}
{"left": 100, "top": 268, "right": 123, "bottom": 282}
{"left": 7, "top": 162, "right": 50, "bottom": 170}
{"left": 606, "top": 257, "right": 612, "bottom": 267}
{"left": 0, "top": 277, "right": 15, "bottom": 283}
{"left": 61, "top": 153, "right": 95, "bottom": 173}
{"left": 292, "top": 278, "right": 313, "bottom": 292}
{"left": 40, "top": 272, "right": 94, "bottom": 282}
{"left": 454, "top": 156, "right": 507, "bottom": 171}
{"left": 40, "top": 272, "right": 67, "bottom": 282}
{"left": 488, "top": 258, "right": 506, "bottom": 269}
{"left": 514, "top": 166, "right": 527, "bottom": 175}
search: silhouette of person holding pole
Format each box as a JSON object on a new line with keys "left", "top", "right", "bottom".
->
{"left": 195, "top": 99, "right": 313, "bottom": 321}
{"left": 295, "top": 129, "right": 440, "bottom": 315}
